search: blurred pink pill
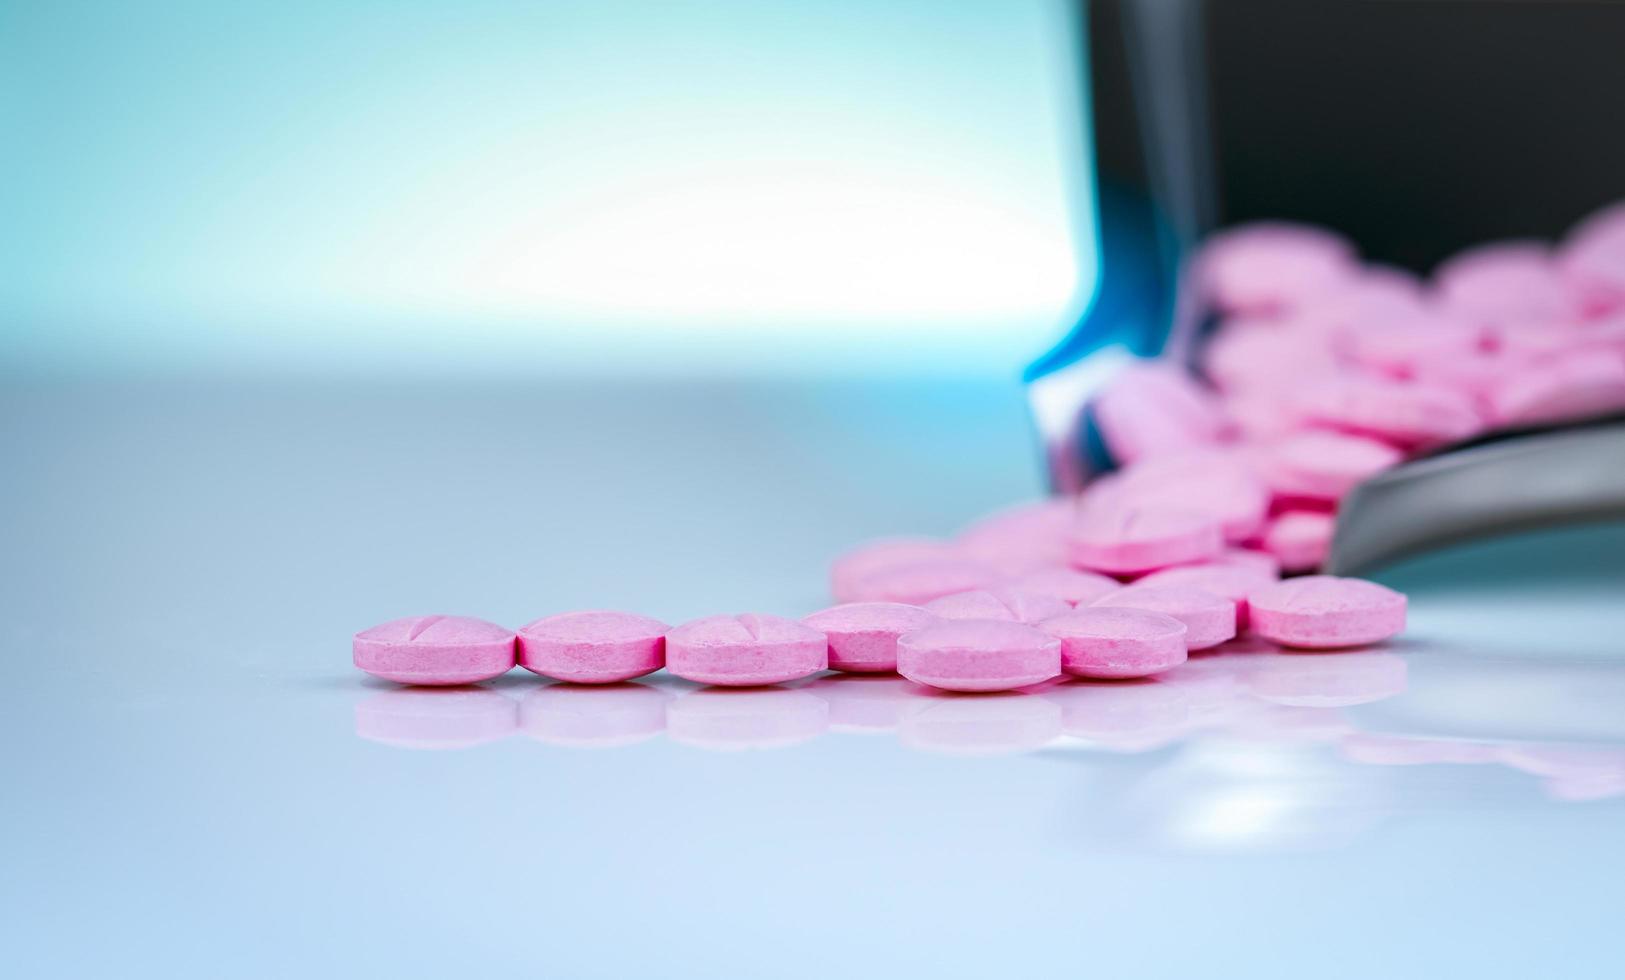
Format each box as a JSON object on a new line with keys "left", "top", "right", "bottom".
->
{"left": 843, "top": 556, "right": 1000, "bottom": 605}
{"left": 1435, "top": 240, "right": 1580, "bottom": 325}
{"left": 518, "top": 682, "right": 670, "bottom": 748}
{"left": 1069, "top": 504, "right": 1224, "bottom": 575}
{"left": 1259, "top": 430, "right": 1404, "bottom": 502}
{"left": 829, "top": 537, "right": 960, "bottom": 602}
{"left": 895, "top": 619, "right": 1062, "bottom": 692}
{"left": 352, "top": 615, "right": 516, "bottom": 686}
{"left": 1342, "top": 311, "right": 1486, "bottom": 378}
{"left": 1001, "top": 565, "right": 1120, "bottom": 606}
{"left": 354, "top": 687, "right": 518, "bottom": 750}
{"left": 1203, "top": 316, "right": 1344, "bottom": 395}
{"left": 1486, "top": 352, "right": 1625, "bottom": 428}
{"left": 1091, "top": 585, "right": 1237, "bottom": 651}
{"left": 1248, "top": 575, "right": 1407, "bottom": 649}
{"left": 516, "top": 610, "right": 668, "bottom": 684}
{"left": 1262, "top": 510, "right": 1335, "bottom": 573}
{"left": 1295, "top": 376, "right": 1482, "bottom": 446}
{"left": 925, "top": 588, "right": 1070, "bottom": 625}
{"left": 800, "top": 601, "right": 937, "bottom": 673}
{"left": 1040, "top": 607, "right": 1188, "bottom": 679}
{"left": 1092, "top": 363, "right": 1227, "bottom": 464}
{"left": 664, "top": 614, "right": 827, "bottom": 686}
{"left": 955, "top": 498, "right": 1076, "bottom": 575}
{"left": 1212, "top": 547, "right": 1282, "bottom": 579}
{"left": 1109, "top": 451, "right": 1270, "bottom": 543}
{"left": 1562, "top": 200, "right": 1625, "bottom": 315}
{"left": 1199, "top": 222, "right": 1357, "bottom": 315}
{"left": 1135, "top": 562, "right": 1275, "bottom": 628}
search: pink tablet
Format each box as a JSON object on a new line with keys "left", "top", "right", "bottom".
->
{"left": 1068, "top": 504, "right": 1225, "bottom": 575}
{"left": 517, "top": 610, "right": 668, "bottom": 684}
{"left": 353, "top": 615, "right": 516, "bottom": 686}
{"left": 1091, "top": 585, "right": 1237, "bottom": 650}
{"left": 895, "top": 619, "right": 1062, "bottom": 692}
{"left": 664, "top": 613, "right": 828, "bottom": 686}
{"left": 1248, "top": 575, "right": 1407, "bottom": 648}
{"left": 1039, "top": 607, "right": 1188, "bottom": 679}
{"left": 801, "top": 601, "right": 938, "bottom": 673}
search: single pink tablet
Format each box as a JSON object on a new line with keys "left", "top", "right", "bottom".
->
{"left": 1198, "top": 221, "right": 1357, "bottom": 315}
{"left": 516, "top": 610, "right": 668, "bottom": 684}
{"left": 1259, "top": 430, "right": 1404, "bottom": 502}
{"left": 1135, "top": 562, "right": 1275, "bottom": 628}
{"left": 1341, "top": 310, "right": 1485, "bottom": 379}
{"left": 1295, "top": 376, "right": 1483, "bottom": 446}
{"left": 801, "top": 602, "right": 938, "bottom": 673}
{"left": 1435, "top": 239, "right": 1579, "bottom": 325}
{"left": 1248, "top": 575, "right": 1407, "bottom": 649}
{"left": 1485, "top": 352, "right": 1625, "bottom": 427}
{"left": 1561, "top": 201, "right": 1625, "bottom": 315}
{"left": 829, "top": 537, "right": 960, "bottom": 602}
{"left": 842, "top": 556, "right": 1001, "bottom": 605}
{"left": 664, "top": 613, "right": 828, "bottom": 686}
{"left": 1262, "top": 510, "right": 1335, "bottom": 573}
{"left": 924, "top": 588, "right": 1071, "bottom": 625}
{"left": 1091, "top": 585, "right": 1237, "bottom": 650}
{"left": 895, "top": 619, "right": 1062, "bottom": 692}
{"left": 1109, "top": 450, "right": 1271, "bottom": 543}
{"left": 1001, "top": 565, "right": 1121, "bottom": 606}
{"left": 1092, "top": 363, "right": 1227, "bottom": 464}
{"left": 353, "top": 615, "right": 516, "bottom": 686}
{"left": 1039, "top": 607, "right": 1188, "bottom": 679}
{"left": 1068, "top": 504, "right": 1224, "bottom": 575}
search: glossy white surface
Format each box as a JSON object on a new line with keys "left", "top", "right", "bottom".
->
{"left": 4, "top": 378, "right": 1624, "bottom": 978}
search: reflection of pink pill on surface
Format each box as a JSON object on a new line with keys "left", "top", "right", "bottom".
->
{"left": 1069, "top": 506, "right": 1224, "bottom": 575}
{"left": 354, "top": 687, "right": 518, "bottom": 750}
{"left": 665, "top": 688, "right": 829, "bottom": 751}
{"left": 353, "top": 615, "right": 516, "bottom": 686}
{"left": 1135, "top": 562, "right": 1275, "bottom": 627}
{"left": 801, "top": 602, "right": 937, "bottom": 673}
{"left": 1039, "top": 607, "right": 1187, "bottom": 679}
{"left": 1262, "top": 510, "right": 1335, "bottom": 573}
{"left": 664, "top": 614, "right": 827, "bottom": 686}
{"left": 925, "top": 588, "right": 1070, "bottom": 625}
{"left": 1247, "top": 651, "right": 1408, "bottom": 707}
{"left": 843, "top": 556, "right": 1000, "bottom": 606}
{"left": 516, "top": 610, "right": 668, "bottom": 684}
{"left": 1002, "top": 565, "right": 1121, "bottom": 606}
{"left": 1259, "top": 430, "right": 1404, "bottom": 502}
{"left": 1248, "top": 576, "right": 1407, "bottom": 649}
{"left": 806, "top": 674, "right": 930, "bottom": 733}
{"left": 1091, "top": 585, "right": 1236, "bottom": 650}
{"left": 518, "top": 682, "right": 671, "bottom": 748}
{"left": 1037, "top": 677, "right": 1193, "bottom": 751}
{"left": 897, "top": 693, "right": 1063, "bottom": 756}
{"left": 895, "top": 619, "right": 1062, "bottom": 692}
{"left": 829, "top": 537, "right": 960, "bottom": 602}
{"left": 1295, "top": 377, "right": 1483, "bottom": 446}
{"left": 1485, "top": 353, "right": 1625, "bottom": 428}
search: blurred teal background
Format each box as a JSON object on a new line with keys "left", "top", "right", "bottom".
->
{"left": 1, "top": 0, "right": 1095, "bottom": 378}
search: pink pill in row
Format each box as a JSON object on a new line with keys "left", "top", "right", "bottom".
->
{"left": 1091, "top": 585, "right": 1237, "bottom": 650}
{"left": 353, "top": 615, "right": 516, "bottom": 686}
{"left": 801, "top": 602, "right": 936, "bottom": 674}
{"left": 895, "top": 619, "right": 1061, "bottom": 692}
{"left": 1248, "top": 575, "right": 1407, "bottom": 649}
{"left": 517, "top": 610, "right": 669, "bottom": 684}
{"left": 664, "top": 613, "right": 828, "bottom": 686}
{"left": 1039, "top": 607, "right": 1187, "bottom": 679}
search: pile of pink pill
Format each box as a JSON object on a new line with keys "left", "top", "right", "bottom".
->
{"left": 354, "top": 201, "right": 1625, "bottom": 693}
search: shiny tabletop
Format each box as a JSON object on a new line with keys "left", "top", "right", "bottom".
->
{"left": 5, "top": 376, "right": 1624, "bottom": 979}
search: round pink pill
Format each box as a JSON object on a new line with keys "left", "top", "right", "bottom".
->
{"left": 664, "top": 613, "right": 828, "bottom": 686}
{"left": 800, "top": 602, "right": 938, "bottom": 673}
{"left": 1485, "top": 352, "right": 1625, "bottom": 428}
{"left": 1248, "top": 575, "right": 1408, "bottom": 649}
{"left": 1092, "top": 362, "right": 1227, "bottom": 464}
{"left": 1135, "top": 561, "right": 1275, "bottom": 628}
{"left": 516, "top": 610, "right": 668, "bottom": 684}
{"left": 1068, "top": 505, "right": 1224, "bottom": 575}
{"left": 1001, "top": 565, "right": 1121, "bottom": 606}
{"left": 353, "top": 615, "right": 516, "bottom": 686}
{"left": 1091, "top": 585, "right": 1237, "bottom": 650}
{"left": 924, "top": 588, "right": 1070, "bottom": 625}
{"left": 829, "top": 537, "right": 960, "bottom": 603}
{"left": 1040, "top": 607, "right": 1188, "bottom": 679}
{"left": 1109, "top": 450, "right": 1270, "bottom": 543}
{"left": 1295, "top": 376, "right": 1483, "bottom": 447}
{"left": 1263, "top": 510, "right": 1336, "bottom": 573}
{"left": 1259, "top": 430, "right": 1405, "bottom": 502}
{"left": 895, "top": 619, "right": 1062, "bottom": 692}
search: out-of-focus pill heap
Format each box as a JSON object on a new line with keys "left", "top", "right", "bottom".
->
{"left": 352, "top": 201, "right": 1625, "bottom": 694}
